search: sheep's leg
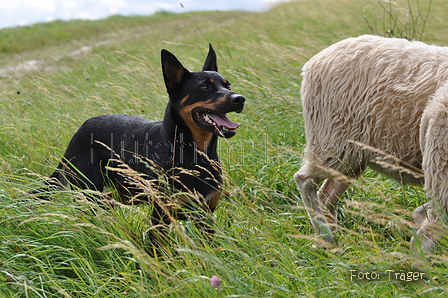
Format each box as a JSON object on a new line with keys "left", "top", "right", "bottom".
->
{"left": 317, "top": 178, "right": 349, "bottom": 232}
{"left": 294, "top": 164, "right": 335, "bottom": 242}
{"left": 412, "top": 201, "right": 447, "bottom": 256}
{"left": 413, "top": 224, "right": 438, "bottom": 255}
{"left": 295, "top": 173, "right": 332, "bottom": 242}
{"left": 295, "top": 162, "right": 350, "bottom": 243}
{"left": 412, "top": 202, "right": 431, "bottom": 229}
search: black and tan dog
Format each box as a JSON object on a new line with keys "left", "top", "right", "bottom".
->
{"left": 47, "top": 44, "right": 245, "bottom": 241}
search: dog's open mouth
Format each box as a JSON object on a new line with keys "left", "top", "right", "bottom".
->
{"left": 194, "top": 110, "right": 240, "bottom": 138}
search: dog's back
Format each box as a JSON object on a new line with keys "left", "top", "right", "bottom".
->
{"left": 50, "top": 114, "right": 162, "bottom": 191}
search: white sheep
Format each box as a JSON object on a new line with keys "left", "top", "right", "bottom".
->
{"left": 294, "top": 35, "right": 448, "bottom": 254}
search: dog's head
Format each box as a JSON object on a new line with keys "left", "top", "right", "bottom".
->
{"left": 161, "top": 45, "right": 245, "bottom": 142}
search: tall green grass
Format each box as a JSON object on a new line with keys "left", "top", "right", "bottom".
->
{"left": 1, "top": 0, "right": 448, "bottom": 296}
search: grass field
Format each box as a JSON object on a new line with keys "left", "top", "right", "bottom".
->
{"left": 1, "top": 0, "right": 448, "bottom": 296}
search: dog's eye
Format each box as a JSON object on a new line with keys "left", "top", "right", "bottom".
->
{"left": 226, "top": 84, "right": 231, "bottom": 90}
{"left": 201, "top": 84, "right": 209, "bottom": 90}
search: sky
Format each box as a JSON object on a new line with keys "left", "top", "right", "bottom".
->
{"left": 0, "top": 0, "right": 287, "bottom": 29}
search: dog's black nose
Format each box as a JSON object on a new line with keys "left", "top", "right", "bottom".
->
{"left": 230, "top": 94, "right": 245, "bottom": 105}
{"left": 230, "top": 94, "right": 245, "bottom": 113}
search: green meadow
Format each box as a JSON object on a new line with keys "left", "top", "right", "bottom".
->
{"left": 1, "top": 0, "right": 448, "bottom": 296}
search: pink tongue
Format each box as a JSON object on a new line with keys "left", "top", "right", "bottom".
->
{"left": 208, "top": 113, "right": 240, "bottom": 129}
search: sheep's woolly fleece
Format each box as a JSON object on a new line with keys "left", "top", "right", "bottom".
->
{"left": 296, "top": 34, "right": 448, "bottom": 254}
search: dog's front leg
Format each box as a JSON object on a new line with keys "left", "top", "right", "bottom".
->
{"left": 145, "top": 201, "right": 173, "bottom": 256}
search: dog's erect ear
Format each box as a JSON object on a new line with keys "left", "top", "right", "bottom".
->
{"left": 202, "top": 44, "right": 218, "bottom": 72}
{"left": 161, "top": 49, "right": 190, "bottom": 94}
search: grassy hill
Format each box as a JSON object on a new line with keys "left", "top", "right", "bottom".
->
{"left": 1, "top": 0, "right": 447, "bottom": 296}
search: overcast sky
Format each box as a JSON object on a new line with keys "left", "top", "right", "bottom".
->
{"left": 0, "top": 0, "right": 286, "bottom": 29}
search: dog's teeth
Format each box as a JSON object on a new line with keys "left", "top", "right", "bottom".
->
{"left": 203, "top": 113, "right": 216, "bottom": 125}
{"left": 196, "top": 111, "right": 219, "bottom": 127}
{"left": 221, "top": 127, "right": 235, "bottom": 132}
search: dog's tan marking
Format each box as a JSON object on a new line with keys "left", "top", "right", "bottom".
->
{"left": 179, "top": 96, "right": 230, "bottom": 151}
{"left": 206, "top": 190, "right": 221, "bottom": 211}
{"left": 180, "top": 95, "right": 190, "bottom": 106}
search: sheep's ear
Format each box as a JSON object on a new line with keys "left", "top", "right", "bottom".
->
{"left": 202, "top": 44, "right": 218, "bottom": 72}
{"left": 161, "top": 49, "right": 190, "bottom": 94}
